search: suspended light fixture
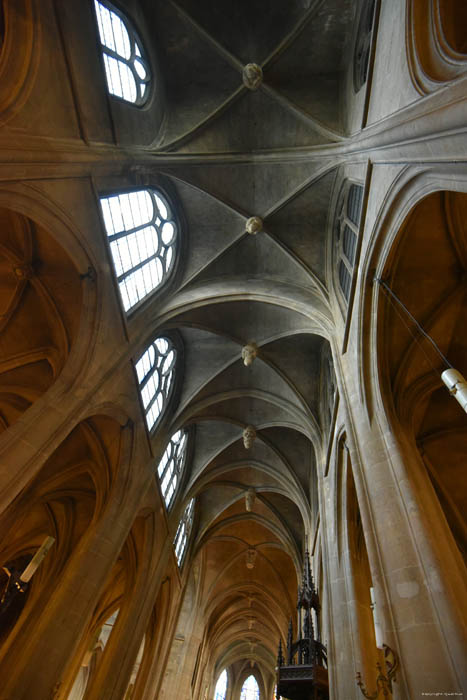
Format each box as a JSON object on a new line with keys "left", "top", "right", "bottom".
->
{"left": 441, "top": 369, "right": 467, "bottom": 412}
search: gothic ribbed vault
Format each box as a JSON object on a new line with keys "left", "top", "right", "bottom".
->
{"left": 135, "top": 0, "right": 358, "bottom": 690}
{"left": 0, "top": 1, "right": 466, "bottom": 699}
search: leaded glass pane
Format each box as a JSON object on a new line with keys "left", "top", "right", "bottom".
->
{"left": 135, "top": 336, "right": 176, "bottom": 431}
{"left": 338, "top": 260, "right": 352, "bottom": 300}
{"left": 94, "top": 0, "right": 151, "bottom": 105}
{"left": 99, "top": 189, "right": 177, "bottom": 312}
{"left": 157, "top": 430, "right": 188, "bottom": 509}
{"left": 342, "top": 225, "right": 357, "bottom": 265}
{"left": 174, "top": 499, "right": 194, "bottom": 567}
{"left": 347, "top": 184, "right": 363, "bottom": 226}
{"left": 353, "top": 0, "right": 376, "bottom": 92}
{"left": 334, "top": 182, "right": 364, "bottom": 305}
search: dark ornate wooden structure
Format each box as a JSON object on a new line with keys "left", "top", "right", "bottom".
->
{"left": 276, "top": 552, "right": 328, "bottom": 700}
{"left": 0, "top": 557, "right": 31, "bottom": 640}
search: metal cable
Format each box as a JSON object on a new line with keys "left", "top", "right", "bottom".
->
{"left": 374, "top": 277, "right": 453, "bottom": 369}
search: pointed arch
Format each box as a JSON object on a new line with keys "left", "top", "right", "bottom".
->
{"left": 240, "top": 674, "right": 260, "bottom": 700}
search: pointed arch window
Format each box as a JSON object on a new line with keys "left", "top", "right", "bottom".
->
{"left": 94, "top": 0, "right": 150, "bottom": 104}
{"left": 135, "top": 336, "right": 177, "bottom": 431}
{"left": 334, "top": 183, "right": 364, "bottom": 303}
{"left": 214, "top": 669, "right": 228, "bottom": 700}
{"left": 157, "top": 430, "right": 189, "bottom": 509}
{"left": 99, "top": 188, "right": 178, "bottom": 312}
{"left": 174, "top": 499, "right": 194, "bottom": 567}
{"left": 240, "top": 675, "right": 260, "bottom": 700}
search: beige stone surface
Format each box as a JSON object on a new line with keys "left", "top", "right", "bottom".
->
{"left": 0, "top": 2, "right": 466, "bottom": 699}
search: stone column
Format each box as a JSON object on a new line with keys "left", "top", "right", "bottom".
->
{"left": 338, "top": 351, "right": 467, "bottom": 697}
{"left": 319, "top": 426, "right": 368, "bottom": 700}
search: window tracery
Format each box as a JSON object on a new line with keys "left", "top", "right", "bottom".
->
{"left": 157, "top": 430, "right": 189, "bottom": 509}
{"left": 99, "top": 188, "right": 177, "bottom": 312}
{"left": 94, "top": 0, "right": 150, "bottom": 104}
{"left": 334, "top": 183, "right": 364, "bottom": 303}
{"left": 135, "top": 336, "right": 177, "bottom": 431}
{"left": 174, "top": 499, "right": 194, "bottom": 567}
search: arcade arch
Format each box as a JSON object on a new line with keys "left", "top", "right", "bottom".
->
{"left": 0, "top": 205, "right": 82, "bottom": 434}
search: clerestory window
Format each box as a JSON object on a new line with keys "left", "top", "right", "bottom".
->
{"left": 174, "top": 499, "right": 194, "bottom": 567}
{"left": 157, "top": 430, "right": 189, "bottom": 509}
{"left": 135, "top": 336, "right": 177, "bottom": 431}
{"left": 334, "top": 183, "right": 364, "bottom": 303}
{"left": 99, "top": 188, "right": 177, "bottom": 313}
{"left": 94, "top": 0, "right": 150, "bottom": 105}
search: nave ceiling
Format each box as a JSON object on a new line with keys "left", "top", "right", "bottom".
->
{"left": 125, "top": 0, "right": 358, "bottom": 684}
{"left": 142, "top": 161, "right": 338, "bottom": 680}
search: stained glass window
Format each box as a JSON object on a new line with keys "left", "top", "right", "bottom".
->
{"left": 94, "top": 0, "right": 150, "bottom": 104}
{"left": 135, "top": 337, "right": 177, "bottom": 431}
{"left": 214, "top": 669, "right": 228, "bottom": 700}
{"left": 157, "top": 430, "right": 189, "bottom": 508}
{"left": 174, "top": 499, "right": 194, "bottom": 567}
{"left": 240, "top": 675, "right": 260, "bottom": 700}
{"left": 99, "top": 189, "right": 177, "bottom": 313}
